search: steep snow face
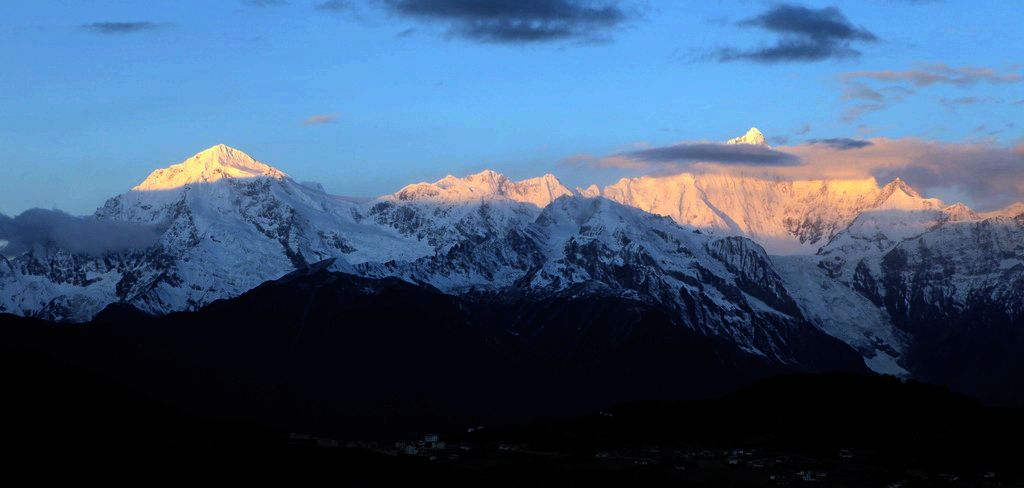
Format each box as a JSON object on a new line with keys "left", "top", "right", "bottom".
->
{"left": 0, "top": 246, "right": 159, "bottom": 322}
{"left": 601, "top": 174, "right": 933, "bottom": 254}
{"left": 870, "top": 177, "right": 942, "bottom": 211}
{"left": 392, "top": 170, "right": 573, "bottom": 208}
{"left": 601, "top": 173, "right": 732, "bottom": 232}
{"left": 365, "top": 194, "right": 828, "bottom": 365}
{"left": 726, "top": 127, "right": 768, "bottom": 146}
{"left": 815, "top": 180, "right": 950, "bottom": 284}
{"left": 773, "top": 254, "right": 909, "bottom": 376}
{"left": 765, "top": 177, "right": 1024, "bottom": 378}
{"left": 889, "top": 216, "right": 1024, "bottom": 314}
{"left": 817, "top": 208, "right": 946, "bottom": 283}
{"left": 522, "top": 198, "right": 852, "bottom": 367}
{"left": 356, "top": 170, "right": 578, "bottom": 290}
{"left": 783, "top": 197, "right": 1024, "bottom": 378}
{"left": 821, "top": 214, "right": 1024, "bottom": 320}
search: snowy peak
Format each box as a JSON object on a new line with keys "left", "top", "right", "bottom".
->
{"left": 391, "top": 170, "right": 572, "bottom": 207}
{"left": 504, "top": 173, "right": 575, "bottom": 208}
{"left": 576, "top": 184, "right": 601, "bottom": 198}
{"left": 132, "top": 144, "right": 287, "bottom": 192}
{"left": 879, "top": 177, "right": 921, "bottom": 198}
{"left": 943, "top": 203, "right": 979, "bottom": 222}
{"left": 872, "top": 178, "right": 941, "bottom": 211}
{"left": 726, "top": 127, "right": 767, "bottom": 146}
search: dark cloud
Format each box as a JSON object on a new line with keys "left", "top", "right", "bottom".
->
{"left": 379, "top": 0, "right": 632, "bottom": 44}
{"left": 715, "top": 4, "right": 876, "bottom": 63}
{"left": 80, "top": 22, "right": 162, "bottom": 34}
{"left": 739, "top": 4, "right": 876, "bottom": 42}
{"left": 621, "top": 143, "right": 800, "bottom": 166}
{"left": 807, "top": 138, "right": 873, "bottom": 150}
{"left": 0, "top": 209, "right": 163, "bottom": 256}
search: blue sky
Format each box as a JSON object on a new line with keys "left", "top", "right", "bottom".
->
{"left": 1, "top": 0, "right": 1022, "bottom": 214}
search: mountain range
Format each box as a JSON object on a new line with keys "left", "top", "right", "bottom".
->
{"left": 3, "top": 129, "right": 1024, "bottom": 405}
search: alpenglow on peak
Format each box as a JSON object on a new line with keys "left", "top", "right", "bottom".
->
{"left": 391, "top": 169, "right": 573, "bottom": 208}
{"left": 132, "top": 144, "right": 287, "bottom": 192}
{"left": 726, "top": 127, "right": 767, "bottom": 146}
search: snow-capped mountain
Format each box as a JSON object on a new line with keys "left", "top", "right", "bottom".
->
{"left": 390, "top": 169, "right": 573, "bottom": 208}
{"left": 355, "top": 167, "right": 841, "bottom": 366}
{"left": 601, "top": 173, "right": 946, "bottom": 255}
{"left": 0, "top": 144, "right": 855, "bottom": 370}
{"left": 800, "top": 203, "right": 1024, "bottom": 402}
{"left": 726, "top": 127, "right": 768, "bottom": 146}
{"left": 4, "top": 139, "right": 1024, "bottom": 395}
{"left": 593, "top": 128, "right": 952, "bottom": 255}
{"left": 366, "top": 191, "right": 837, "bottom": 365}
{"left": 1, "top": 145, "right": 429, "bottom": 321}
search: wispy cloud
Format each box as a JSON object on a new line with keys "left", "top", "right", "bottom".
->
{"left": 837, "top": 64, "right": 1022, "bottom": 122}
{"left": 842, "top": 81, "right": 884, "bottom": 102}
{"left": 377, "top": 0, "right": 635, "bottom": 44}
{"left": 844, "top": 64, "right": 1022, "bottom": 87}
{"left": 714, "top": 4, "right": 877, "bottom": 63}
{"left": 80, "top": 22, "right": 163, "bottom": 35}
{"left": 841, "top": 103, "right": 886, "bottom": 123}
{"left": 302, "top": 114, "right": 339, "bottom": 126}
